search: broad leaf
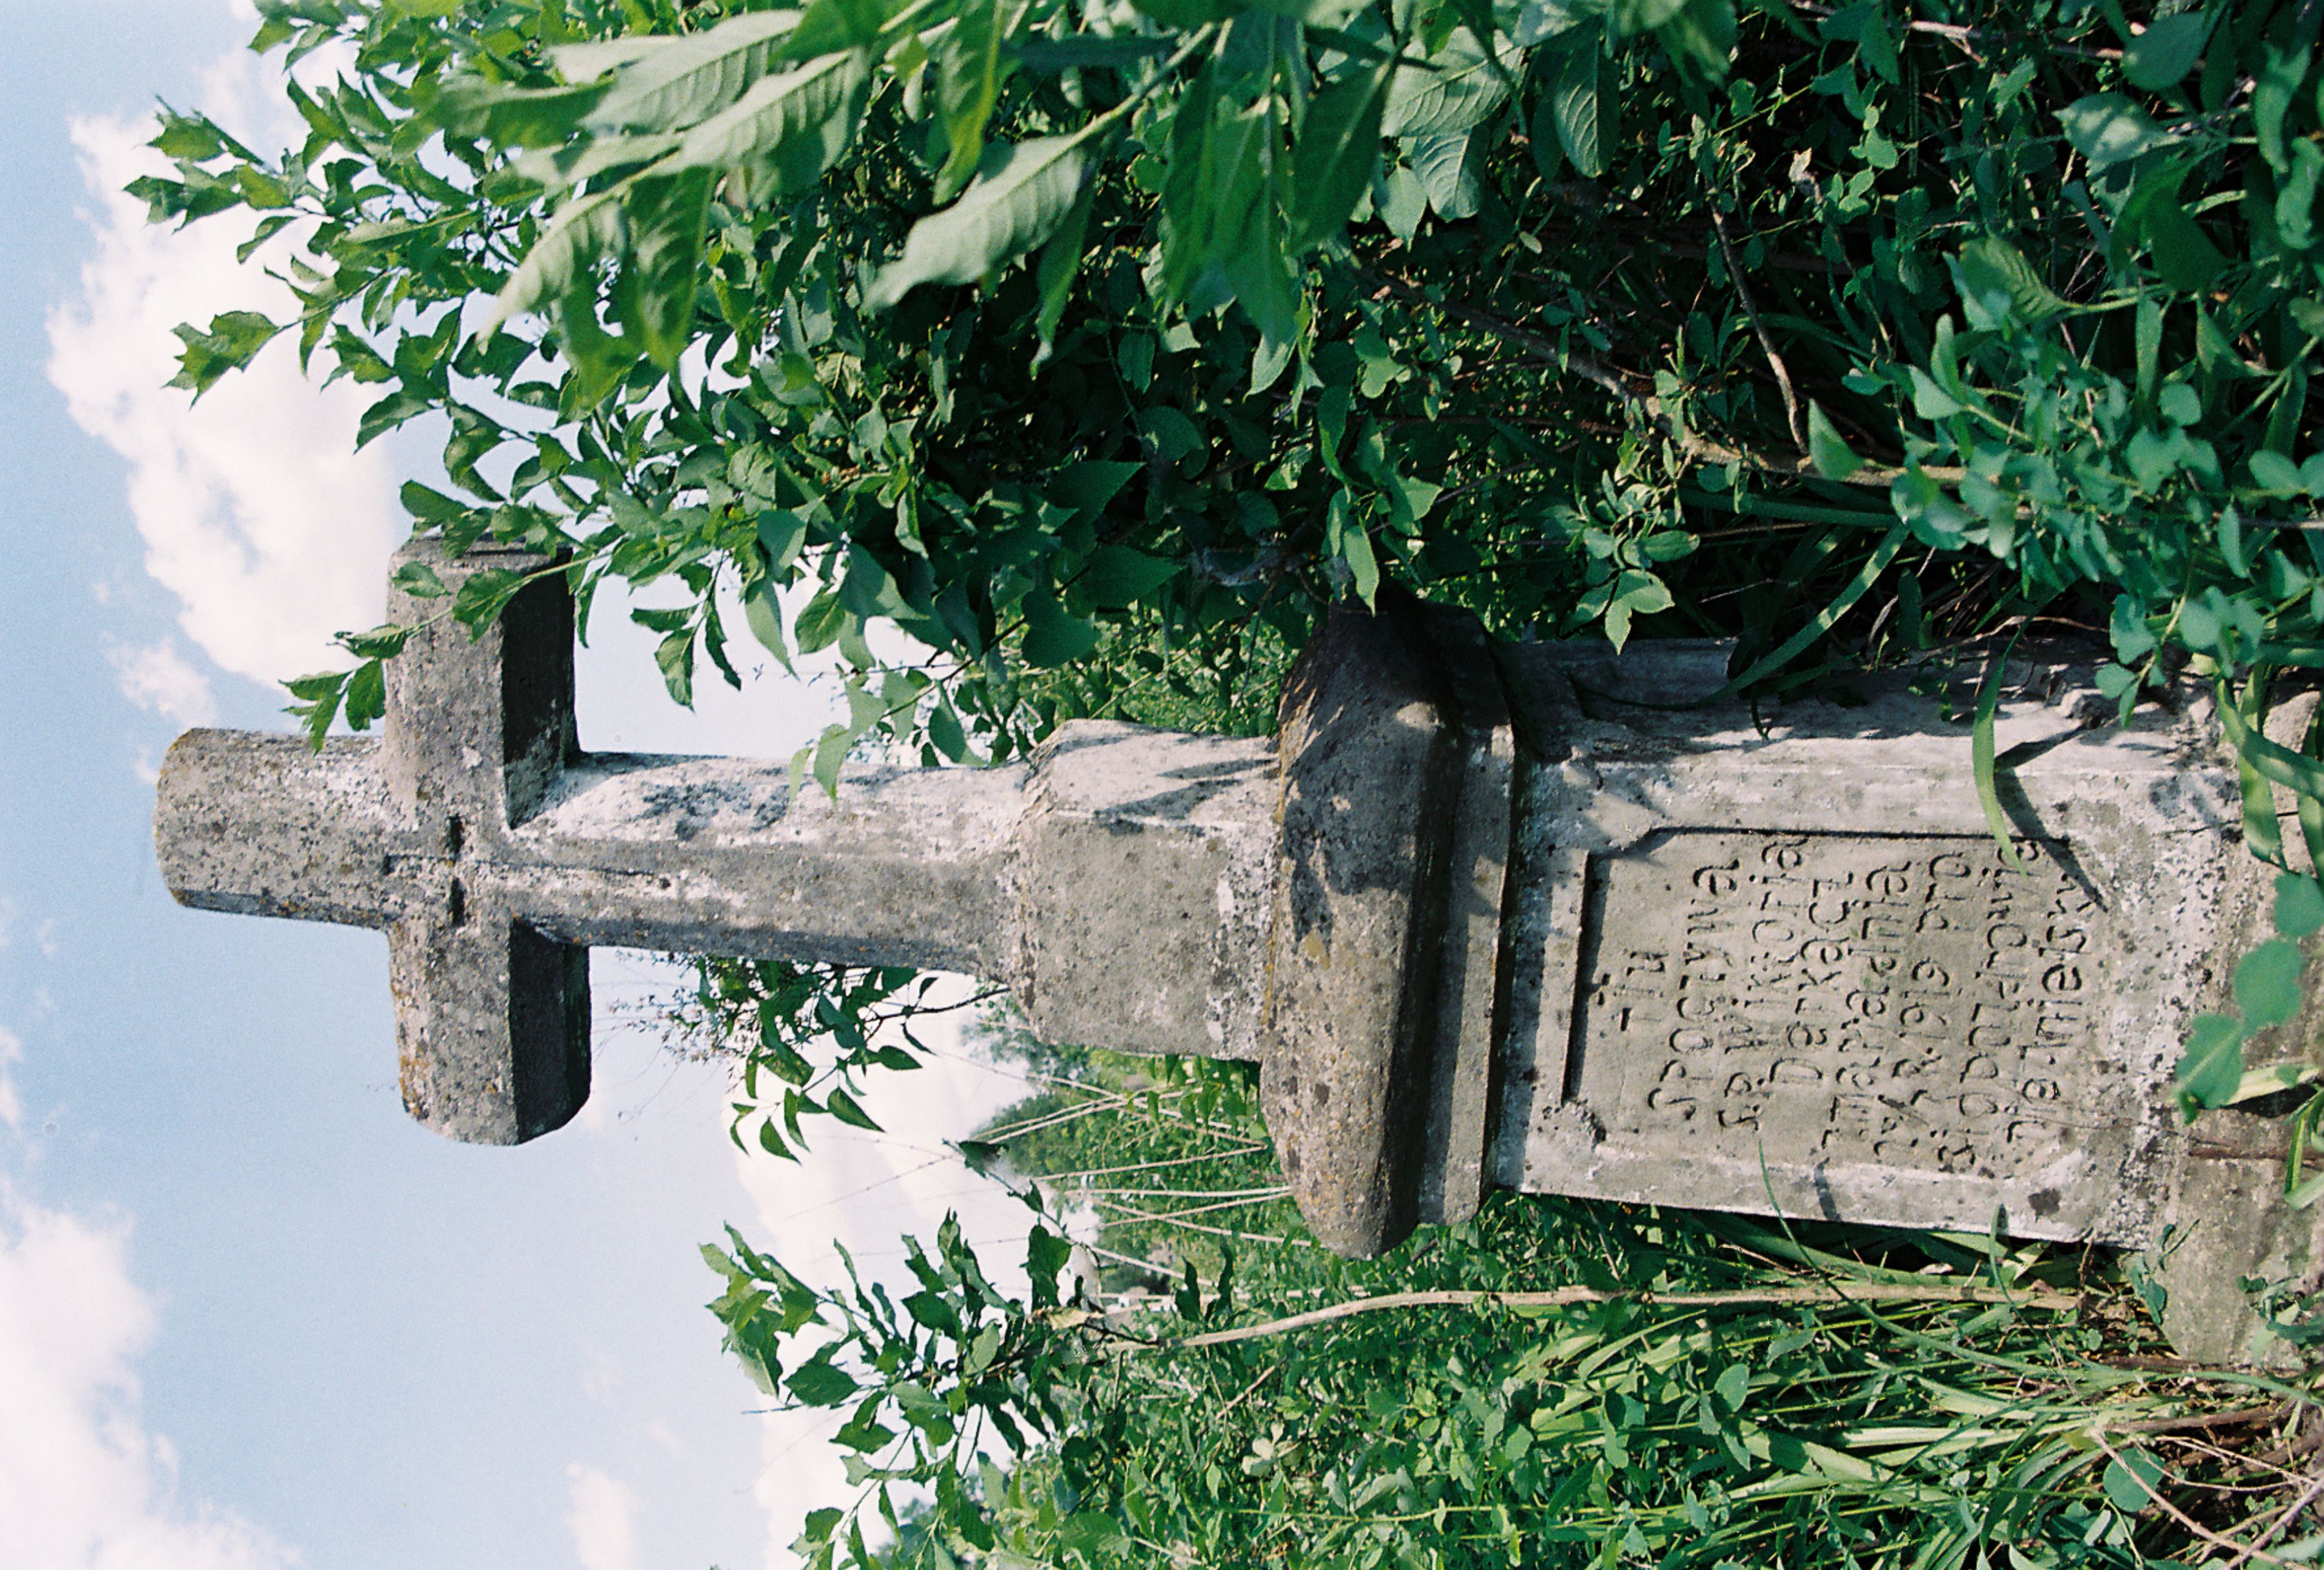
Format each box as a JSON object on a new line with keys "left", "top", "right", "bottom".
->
{"left": 1381, "top": 28, "right": 1517, "bottom": 140}
{"left": 1286, "top": 58, "right": 1392, "bottom": 251}
{"left": 1955, "top": 235, "right": 2068, "bottom": 323}
{"left": 1548, "top": 31, "right": 1615, "bottom": 178}
{"left": 1806, "top": 403, "right": 1861, "bottom": 479}
{"left": 669, "top": 50, "right": 869, "bottom": 201}
{"left": 865, "top": 132, "right": 1100, "bottom": 310}
{"left": 585, "top": 10, "right": 803, "bottom": 132}
{"left": 2176, "top": 1012, "right": 2248, "bottom": 1112}
{"left": 489, "top": 188, "right": 626, "bottom": 327}
{"left": 2057, "top": 94, "right": 2163, "bottom": 174}
{"left": 2235, "top": 938, "right": 2305, "bottom": 1029}
{"left": 613, "top": 168, "right": 714, "bottom": 369}
{"left": 2123, "top": 10, "right": 2210, "bottom": 92}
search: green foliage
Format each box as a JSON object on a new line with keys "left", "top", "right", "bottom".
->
{"left": 142, "top": 1, "right": 2324, "bottom": 1538}
{"left": 705, "top": 1021, "right": 2310, "bottom": 1569}
{"left": 662, "top": 956, "right": 961, "bottom": 1158}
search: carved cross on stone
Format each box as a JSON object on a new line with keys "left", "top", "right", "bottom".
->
{"left": 157, "top": 538, "right": 2324, "bottom": 1365}
{"left": 152, "top": 542, "right": 1316, "bottom": 1126}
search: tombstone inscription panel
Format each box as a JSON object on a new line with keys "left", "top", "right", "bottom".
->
{"left": 1562, "top": 830, "right": 2130, "bottom": 1234}
{"left": 1483, "top": 638, "right": 2252, "bottom": 1250}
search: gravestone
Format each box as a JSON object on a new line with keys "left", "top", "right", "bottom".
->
{"left": 155, "top": 541, "right": 2323, "bottom": 1364}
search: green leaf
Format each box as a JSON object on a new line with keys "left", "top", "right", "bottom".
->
{"left": 654, "top": 623, "right": 698, "bottom": 707}
{"left": 2176, "top": 1012, "right": 2249, "bottom": 1114}
{"left": 488, "top": 187, "right": 626, "bottom": 328}
{"left": 794, "top": 589, "right": 848, "bottom": 655}
{"left": 1033, "top": 174, "right": 1099, "bottom": 352}
{"left": 2123, "top": 11, "right": 2210, "bottom": 92}
{"left": 165, "top": 310, "right": 283, "bottom": 399}
{"left": 742, "top": 576, "right": 794, "bottom": 670}
{"left": 1806, "top": 403, "right": 1862, "bottom": 480}
{"left": 1408, "top": 130, "right": 1479, "bottom": 221}
{"left": 1021, "top": 590, "right": 1100, "bottom": 667}
{"left": 1955, "top": 236, "right": 2068, "bottom": 323}
{"left": 935, "top": 0, "right": 1012, "bottom": 199}
{"left": 1082, "top": 545, "right": 1181, "bottom": 607}
{"left": 825, "top": 1087, "right": 882, "bottom": 1130}
{"left": 584, "top": 10, "right": 803, "bottom": 132}
{"left": 2143, "top": 197, "right": 2226, "bottom": 293}
{"left": 2258, "top": 45, "right": 2310, "bottom": 172}
{"left": 1713, "top": 1364, "right": 1749, "bottom": 1414}
{"left": 613, "top": 168, "right": 714, "bottom": 370}
{"left": 1382, "top": 28, "right": 1513, "bottom": 140}
{"left": 1027, "top": 1225, "right": 1073, "bottom": 1305}
{"left": 2057, "top": 94, "right": 2163, "bottom": 174}
{"left": 452, "top": 567, "right": 527, "bottom": 630}
{"left": 1287, "top": 58, "right": 1393, "bottom": 252}
{"left": 668, "top": 50, "right": 869, "bottom": 201}
{"left": 2254, "top": 450, "right": 2305, "bottom": 496}
{"left": 1548, "top": 31, "right": 1614, "bottom": 178}
{"left": 285, "top": 670, "right": 347, "bottom": 750}
{"left": 929, "top": 700, "right": 967, "bottom": 761}
{"left": 1050, "top": 459, "right": 1142, "bottom": 515}
{"left": 2103, "top": 1447, "right": 2164, "bottom": 1513}
{"left": 783, "top": 0, "right": 898, "bottom": 59}
{"left": 1656, "top": 0, "right": 1735, "bottom": 79}
{"left": 1057, "top": 1513, "right": 1127, "bottom": 1553}
{"left": 786, "top": 1352, "right": 860, "bottom": 1407}
{"left": 1128, "top": 0, "right": 1241, "bottom": 23}
{"left": 432, "top": 79, "right": 611, "bottom": 148}
{"left": 2236, "top": 939, "right": 2305, "bottom": 1029}
{"left": 390, "top": 560, "right": 449, "bottom": 599}
{"left": 2276, "top": 874, "right": 2324, "bottom": 939}
{"left": 865, "top": 132, "right": 1100, "bottom": 310}
{"left": 342, "top": 659, "right": 387, "bottom": 732}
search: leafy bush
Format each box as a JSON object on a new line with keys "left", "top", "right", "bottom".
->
{"left": 707, "top": 1028, "right": 2323, "bottom": 1569}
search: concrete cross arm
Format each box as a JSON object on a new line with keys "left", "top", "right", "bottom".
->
{"left": 150, "top": 541, "right": 1300, "bottom": 1149}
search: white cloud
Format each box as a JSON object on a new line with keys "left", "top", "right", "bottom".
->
{"left": 106, "top": 639, "right": 217, "bottom": 728}
{"left": 0, "top": 1026, "right": 19, "bottom": 1134}
{"left": 46, "top": 72, "right": 399, "bottom": 690}
{"left": 0, "top": 1183, "right": 296, "bottom": 1570}
{"left": 565, "top": 1464, "right": 640, "bottom": 1570}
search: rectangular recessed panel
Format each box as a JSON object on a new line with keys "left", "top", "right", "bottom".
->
{"left": 1569, "top": 832, "right": 2119, "bottom": 1211}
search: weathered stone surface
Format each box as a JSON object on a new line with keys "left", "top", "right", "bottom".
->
{"left": 157, "top": 537, "right": 2324, "bottom": 1364}
{"left": 1014, "top": 721, "right": 1278, "bottom": 1061}
{"left": 1488, "top": 639, "right": 2244, "bottom": 1249}
{"left": 154, "top": 539, "right": 1291, "bottom": 1140}
{"left": 1260, "top": 589, "right": 1515, "bottom": 1256}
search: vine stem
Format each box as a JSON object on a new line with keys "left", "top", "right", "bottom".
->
{"left": 2088, "top": 1429, "right": 2305, "bottom": 1570}
{"left": 1712, "top": 206, "right": 1808, "bottom": 456}
{"left": 1167, "top": 1280, "right": 2079, "bottom": 1349}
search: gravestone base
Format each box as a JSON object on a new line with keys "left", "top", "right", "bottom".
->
{"left": 2154, "top": 1149, "right": 2324, "bottom": 1370}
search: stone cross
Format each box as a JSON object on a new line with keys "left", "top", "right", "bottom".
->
{"left": 157, "top": 541, "right": 2324, "bottom": 1363}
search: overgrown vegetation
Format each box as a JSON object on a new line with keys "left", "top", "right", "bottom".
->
{"left": 139, "top": 0, "right": 2324, "bottom": 1560}
{"left": 702, "top": 1016, "right": 2324, "bottom": 1568}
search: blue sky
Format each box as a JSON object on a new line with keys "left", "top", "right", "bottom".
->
{"left": 0, "top": 3, "right": 1038, "bottom": 1564}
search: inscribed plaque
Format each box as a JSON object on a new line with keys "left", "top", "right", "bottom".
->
{"left": 1568, "top": 832, "right": 2121, "bottom": 1203}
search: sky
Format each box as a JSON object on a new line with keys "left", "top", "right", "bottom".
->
{"left": 0, "top": 3, "right": 1043, "bottom": 1565}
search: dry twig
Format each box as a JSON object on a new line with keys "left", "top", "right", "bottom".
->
{"left": 1171, "top": 1280, "right": 2078, "bottom": 1349}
